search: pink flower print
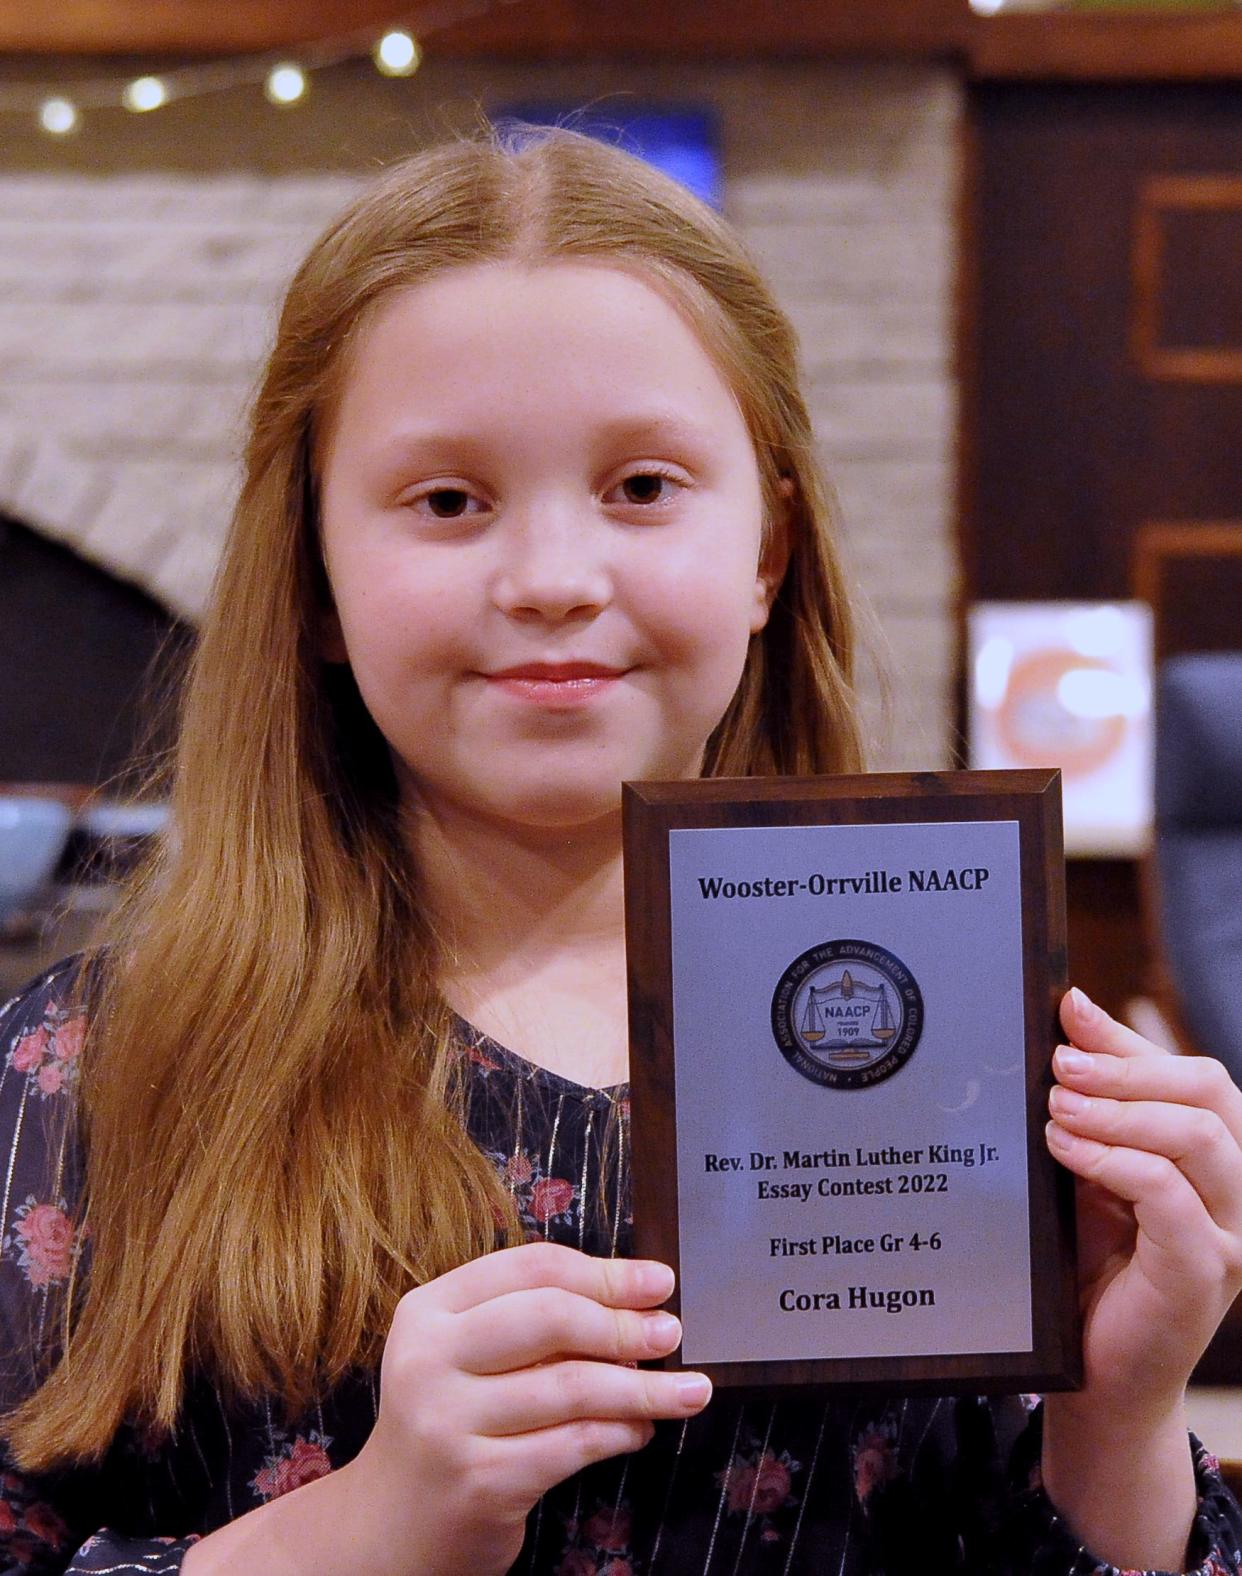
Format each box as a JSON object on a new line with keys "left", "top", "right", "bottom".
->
{"left": 281, "top": 1436, "right": 333, "bottom": 1493}
{"left": 22, "top": 1500, "right": 70, "bottom": 1547}
{"left": 555, "top": 1551, "right": 599, "bottom": 1576}
{"left": 465, "top": 1041, "right": 501, "bottom": 1072}
{"left": 251, "top": 1434, "right": 333, "bottom": 1501}
{"left": 0, "top": 1498, "right": 15, "bottom": 1535}
{"left": 531, "top": 1177, "right": 575, "bottom": 1223}
{"left": 52, "top": 1015, "right": 85, "bottom": 1064}
{"left": 11, "top": 1025, "right": 49, "bottom": 1073}
{"left": 853, "top": 1426, "right": 899, "bottom": 1504}
{"left": 726, "top": 1451, "right": 791, "bottom": 1515}
{"left": 582, "top": 1505, "right": 631, "bottom": 1551}
{"left": 14, "top": 1203, "right": 74, "bottom": 1287}
{"left": 601, "top": 1562, "right": 633, "bottom": 1576}
{"left": 36, "top": 1062, "right": 64, "bottom": 1096}
{"left": 505, "top": 1153, "right": 533, "bottom": 1186}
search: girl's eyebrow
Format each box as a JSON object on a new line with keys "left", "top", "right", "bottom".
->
{"left": 369, "top": 411, "right": 716, "bottom": 471}
{"left": 592, "top": 412, "right": 717, "bottom": 453}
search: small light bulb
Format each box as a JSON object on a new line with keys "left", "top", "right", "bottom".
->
{"left": 375, "top": 30, "right": 421, "bottom": 76}
{"left": 39, "top": 97, "right": 79, "bottom": 135}
{"left": 265, "top": 63, "right": 308, "bottom": 105}
{"left": 123, "top": 75, "right": 168, "bottom": 113}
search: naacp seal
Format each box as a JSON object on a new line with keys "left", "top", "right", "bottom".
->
{"left": 771, "top": 939, "right": 924, "bottom": 1090}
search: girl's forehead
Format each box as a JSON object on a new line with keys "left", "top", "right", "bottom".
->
{"left": 329, "top": 259, "right": 748, "bottom": 446}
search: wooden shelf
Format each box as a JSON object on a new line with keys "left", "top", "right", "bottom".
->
{"left": 966, "top": 11, "right": 1242, "bottom": 80}
{"left": 5, "top": 0, "right": 1242, "bottom": 79}
{"left": 0, "top": 0, "right": 968, "bottom": 58}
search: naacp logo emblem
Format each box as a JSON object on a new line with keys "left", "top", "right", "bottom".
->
{"left": 770, "top": 939, "right": 923, "bottom": 1090}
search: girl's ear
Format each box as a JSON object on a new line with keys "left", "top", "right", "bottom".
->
{"left": 750, "top": 476, "right": 794, "bottom": 634}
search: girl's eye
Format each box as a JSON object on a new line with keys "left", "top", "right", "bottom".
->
{"left": 408, "top": 487, "right": 486, "bottom": 520}
{"left": 609, "top": 471, "right": 682, "bottom": 507}
{"left": 425, "top": 488, "right": 473, "bottom": 518}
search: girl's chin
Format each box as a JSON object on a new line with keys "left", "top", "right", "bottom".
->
{"left": 484, "top": 790, "right": 627, "bottom": 833}
{"left": 398, "top": 752, "right": 709, "bottom": 836}
{"left": 404, "top": 781, "right": 628, "bottom": 838}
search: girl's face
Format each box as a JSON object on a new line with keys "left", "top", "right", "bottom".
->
{"left": 318, "top": 260, "right": 782, "bottom": 835}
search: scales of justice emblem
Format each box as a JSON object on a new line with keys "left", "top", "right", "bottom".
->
{"left": 771, "top": 939, "right": 924, "bottom": 1090}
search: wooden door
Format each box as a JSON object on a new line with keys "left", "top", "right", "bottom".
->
{"left": 961, "top": 80, "right": 1242, "bottom": 1017}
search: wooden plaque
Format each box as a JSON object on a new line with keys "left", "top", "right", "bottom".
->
{"left": 623, "top": 769, "right": 1079, "bottom": 1394}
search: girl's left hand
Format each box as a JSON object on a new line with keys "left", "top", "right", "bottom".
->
{"left": 1047, "top": 987, "right": 1242, "bottom": 1414}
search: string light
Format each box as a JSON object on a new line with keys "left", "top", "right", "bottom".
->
{"left": 264, "top": 63, "right": 308, "bottom": 105}
{"left": 0, "top": 4, "right": 528, "bottom": 137}
{"left": 122, "top": 75, "right": 168, "bottom": 113}
{"left": 38, "top": 97, "right": 78, "bottom": 136}
{"left": 375, "top": 29, "right": 421, "bottom": 76}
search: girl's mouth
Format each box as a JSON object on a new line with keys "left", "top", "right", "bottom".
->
{"left": 484, "top": 662, "right": 628, "bottom": 704}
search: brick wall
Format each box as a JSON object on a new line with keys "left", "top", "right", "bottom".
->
{"left": 0, "top": 57, "right": 960, "bottom": 769}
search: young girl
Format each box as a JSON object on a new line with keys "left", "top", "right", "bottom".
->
{"left": 1, "top": 128, "right": 1241, "bottom": 1576}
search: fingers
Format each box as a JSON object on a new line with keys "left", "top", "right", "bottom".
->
{"left": 1053, "top": 1026, "right": 1242, "bottom": 1153}
{"left": 1049, "top": 991, "right": 1242, "bottom": 1285}
{"left": 1048, "top": 1085, "right": 1242, "bottom": 1235}
{"left": 470, "top": 1359, "right": 712, "bottom": 1436}
{"left": 1059, "top": 986, "right": 1171, "bottom": 1061}
{"left": 429, "top": 1240, "right": 675, "bottom": 1316}
{"left": 491, "top": 1416, "right": 660, "bottom": 1503}
{"left": 456, "top": 1288, "right": 683, "bottom": 1374}
{"left": 1044, "top": 1122, "right": 1225, "bottom": 1271}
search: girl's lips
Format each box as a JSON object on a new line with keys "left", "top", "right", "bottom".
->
{"left": 484, "top": 663, "right": 628, "bottom": 704}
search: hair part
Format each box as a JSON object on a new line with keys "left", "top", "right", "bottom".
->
{"left": 5, "top": 126, "right": 861, "bottom": 1470}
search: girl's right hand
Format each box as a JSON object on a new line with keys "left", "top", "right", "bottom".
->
{"left": 341, "top": 1241, "right": 711, "bottom": 1576}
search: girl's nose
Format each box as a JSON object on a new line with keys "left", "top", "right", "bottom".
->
{"left": 490, "top": 510, "right": 612, "bottom": 623}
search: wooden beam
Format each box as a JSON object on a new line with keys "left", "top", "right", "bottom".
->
{"left": 0, "top": 0, "right": 969, "bottom": 57}
{"left": 8, "top": 1, "right": 1242, "bottom": 81}
{"left": 427, "top": 0, "right": 971, "bottom": 59}
{"left": 966, "top": 12, "right": 1242, "bottom": 82}
{"left": 0, "top": 0, "right": 408, "bottom": 54}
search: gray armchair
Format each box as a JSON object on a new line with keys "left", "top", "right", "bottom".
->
{"left": 1153, "top": 653, "right": 1242, "bottom": 1075}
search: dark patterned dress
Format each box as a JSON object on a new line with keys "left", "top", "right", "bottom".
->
{"left": 0, "top": 958, "right": 1239, "bottom": 1575}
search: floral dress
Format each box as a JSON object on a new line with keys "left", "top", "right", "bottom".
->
{"left": 0, "top": 958, "right": 1240, "bottom": 1575}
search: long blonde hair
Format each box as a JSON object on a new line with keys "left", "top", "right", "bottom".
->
{"left": 6, "top": 127, "right": 862, "bottom": 1469}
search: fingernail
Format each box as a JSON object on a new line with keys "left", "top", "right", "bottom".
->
{"left": 1069, "top": 986, "right": 1096, "bottom": 1021}
{"left": 1055, "top": 1046, "right": 1091, "bottom": 1076}
{"left": 645, "top": 1312, "right": 681, "bottom": 1351}
{"left": 675, "top": 1373, "right": 712, "bottom": 1408}
{"left": 1049, "top": 1085, "right": 1087, "bottom": 1115}
{"left": 640, "top": 1262, "right": 676, "bottom": 1299}
{"left": 1045, "top": 1119, "right": 1075, "bottom": 1149}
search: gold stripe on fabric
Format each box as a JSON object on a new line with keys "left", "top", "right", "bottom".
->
{"left": 542, "top": 1093, "right": 566, "bottom": 1242}
{"left": 577, "top": 1106, "right": 594, "bottom": 1252}
{"left": 780, "top": 1401, "right": 831, "bottom": 1576}
{"left": 730, "top": 1403, "right": 777, "bottom": 1576}
{"left": 701, "top": 1406, "right": 745, "bottom": 1576}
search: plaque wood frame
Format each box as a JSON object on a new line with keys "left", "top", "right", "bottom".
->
{"left": 623, "top": 768, "right": 1079, "bottom": 1395}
